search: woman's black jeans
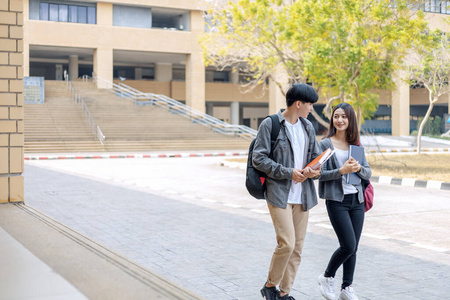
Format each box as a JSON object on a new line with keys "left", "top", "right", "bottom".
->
{"left": 324, "top": 193, "right": 364, "bottom": 289}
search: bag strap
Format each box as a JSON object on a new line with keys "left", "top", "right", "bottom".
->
{"left": 268, "top": 114, "right": 280, "bottom": 146}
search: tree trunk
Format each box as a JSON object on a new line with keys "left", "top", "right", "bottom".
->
{"left": 310, "top": 109, "right": 329, "bottom": 130}
{"left": 416, "top": 101, "right": 435, "bottom": 154}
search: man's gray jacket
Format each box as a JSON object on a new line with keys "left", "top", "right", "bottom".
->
{"left": 252, "top": 110, "right": 321, "bottom": 210}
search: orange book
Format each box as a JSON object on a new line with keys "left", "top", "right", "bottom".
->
{"left": 305, "top": 147, "right": 334, "bottom": 170}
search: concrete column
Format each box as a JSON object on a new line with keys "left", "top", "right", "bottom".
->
{"left": 230, "top": 101, "right": 239, "bottom": 125}
{"left": 135, "top": 68, "right": 143, "bottom": 80}
{"left": 230, "top": 69, "right": 239, "bottom": 84}
{"left": 269, "top": 78, "right": 287, "bottom": 115}
{"left": 0, "top": 0, "right": 24, "bottom": 203}
{"left": 391, "top": 72, "right": 410, "bottom": 136}
{"left": 69, "top": 55, "right": 79, "bottom": 81}
{"left": 155, "top": 63, "right": 172, "bottom": 82}
{"left": 185, "top": 52, "right": 205, "bottom": 112}
{"left": 186, "top": 10, "right": 206, "bottom": 112}
{"left": 206, "top": 102, "right": 214, "bottom": 116}
{"left": 94, "top": 47, "right": 113, "bottom": 88}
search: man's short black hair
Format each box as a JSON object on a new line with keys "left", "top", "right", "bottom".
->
{"left": 286, "top": 83, "right": 318, "bottom": 107}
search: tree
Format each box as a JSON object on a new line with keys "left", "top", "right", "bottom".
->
{"left": 405, "top": 29, "right": 450, "bottom": 154}
{"left": 292, "top": 0, "right": 427, "bottom": 126}
{"left": 200, "top": 0, "right": 427, "bottom": 128}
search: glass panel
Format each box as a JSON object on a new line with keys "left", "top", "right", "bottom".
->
{"left": 77, "top": 6, "right": 87, "bottom": 23}
{"left": 39, "top": 3, "right": 49, "bottom": 20}
{"left": 433, "top": 0, "right": 440, "bottom": 12}
{"left": 424, "top": 0, "right": 431, "bottom": 11}
{"left": 445, "top": 1, "right": 450, "bottom": 13}
{"left": 69, "top": 6, "right": 78, "bottom": 23}
{"left": 59, "top": 5, "right": 68, "bottom": 22}
{"left": 49, "top": 4, "right": 58, "bottom": 21}
{"left": 87, "top": 7, "right": 96, "bottom": 24}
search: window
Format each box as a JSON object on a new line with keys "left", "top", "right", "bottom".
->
{"left": 59, "top": 5, "right": 68, "bottom": 22}
{"left": 422, "top": 0, "right": 450, "bottom": 14}
{"left": 77, "top": 6, "right": 87, "bottom": 23}
{"left": 39, "top": 2, "right": 96, "bottom": 24}
{"left": 49, "top": 4, "right": 58, "bottom": 21}
{"left": 88, "top": 7, "right": 96, "bottom": 24}
{"left": 39, "top": 3, "right": 48, "bottom": 20}
{"left": 69, "top": 5, "right": 77, "bottom": 22}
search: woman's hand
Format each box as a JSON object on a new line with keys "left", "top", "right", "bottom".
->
{"left": 339, "top": 157, "right": 361, "bottom": 175}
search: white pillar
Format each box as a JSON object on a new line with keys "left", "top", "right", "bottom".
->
{"left": 186, "top": 52, "right": 205, "bottom": 112}
{"left": 230, "top": 101, "right": 239, "bottom": 125}
{"left": 269, "top": 79, "right": 286, "bottom": 115}
{"left": 230, "top": 69, "right": 239, "bottom": 84}
{"left": 391, "top": 72, "right": 410, "bottom": 136}
{"left": 69, "top": 55, "right": 79, "bottom": 81}
{"left": 94, "top": 47, "right": 113, "bottom": 88}
{"left": 155, "top": 63, "right": 172, "bottom": 82}
{"left": 135, "top": 68, "right": 143, "bottom": 80}
{"left": 206, "top": 102, "right": 214, "bottom": 116}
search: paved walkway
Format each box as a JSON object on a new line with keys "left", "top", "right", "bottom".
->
{"left": 0, "top": 135, "right": 449, "bottom": 299}
{"left": 16, "top": 153, "right": 450, "bottom": 300}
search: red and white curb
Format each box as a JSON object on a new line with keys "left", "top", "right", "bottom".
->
{"left": 370, "top": 148, "right": 450, "bottom": 153}
{"left": 24, "top": 147, "right": 449, "bottom": 161}
{"left": 24, "top": 151, "right": 248, "bottom": 161}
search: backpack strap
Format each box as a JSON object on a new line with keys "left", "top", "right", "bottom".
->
{"left": 268, "top": 114, "right": 280, "bottom": 144}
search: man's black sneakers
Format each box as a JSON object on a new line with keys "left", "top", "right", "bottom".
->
{"left": 277, "top": 294, "right": 295, "bottom": 300}
{"left": 260, "top": 283, "right": 278, "bottom": 300}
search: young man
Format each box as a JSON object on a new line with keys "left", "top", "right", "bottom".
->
{"left": 252, "top": 83, "right": 321, "bottom": 300}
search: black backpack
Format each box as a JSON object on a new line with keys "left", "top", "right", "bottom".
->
{"left": 245, "top": 114, "right": 281, "bottom": 199}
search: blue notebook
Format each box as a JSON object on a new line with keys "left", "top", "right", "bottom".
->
{"left": 346, "top": 145, "right": 364, "bottom": 185}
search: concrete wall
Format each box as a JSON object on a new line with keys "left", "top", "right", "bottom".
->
{"left": 0, "top": 0, "right": 24, "bottom": 203}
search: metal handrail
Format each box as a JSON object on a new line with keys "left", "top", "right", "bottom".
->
{"left": 91, "top": 74, "right": 257, "bottom": 140}
{"left": 66, "top": 78, "right": 105, "bottom": 145}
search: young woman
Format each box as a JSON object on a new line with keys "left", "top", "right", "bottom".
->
{"left": 316, "top": 103, "right": 371, "bottom": 300}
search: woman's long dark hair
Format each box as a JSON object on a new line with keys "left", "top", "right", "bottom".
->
{"left": 323, "top": 103, "right": 359, "bottom": 145}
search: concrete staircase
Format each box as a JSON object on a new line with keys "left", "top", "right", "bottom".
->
{"left": 24, "top": 81, "right": 103, "bottom": 153}
{"left": 72, "top": 81, "right": 251, "bottom": 151}
{"left": 24, "top": 80, "right": 251, "bottom": 153}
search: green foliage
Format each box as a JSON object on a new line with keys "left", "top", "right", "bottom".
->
{"left": 200, "top": 0, "right": 428, "bottom": 124}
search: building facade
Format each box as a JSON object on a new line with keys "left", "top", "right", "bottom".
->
{"left": 22, "top": 0, "right": 450, "bottom": 134}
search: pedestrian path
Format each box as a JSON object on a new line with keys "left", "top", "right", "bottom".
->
{"left": 19, "top": 158, "right": 450, "bottom": 300}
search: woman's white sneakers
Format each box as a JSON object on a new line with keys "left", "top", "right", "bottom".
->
{"left": 317, "top": 274, "right": 336, "bottom": 300}
{"left": 317, "top": 274, "right": 359, "bottom": 300}
{"left": 338, "top": 286, "right": 358, "bottom": 300}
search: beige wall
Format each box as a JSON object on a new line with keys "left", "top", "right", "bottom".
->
{"left": 0, "top": 0, "right": 24, "bottom": 203}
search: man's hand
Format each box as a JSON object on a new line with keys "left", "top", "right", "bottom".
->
{"left": 302, "top": 166, "right": 321, "bottom": 178}
{"left": 292, "top": 169, "right": 307, "bottom": 184}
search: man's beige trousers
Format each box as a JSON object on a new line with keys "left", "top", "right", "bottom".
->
{"left": 267, "top": 203, "right": 309, "bottom": 294}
